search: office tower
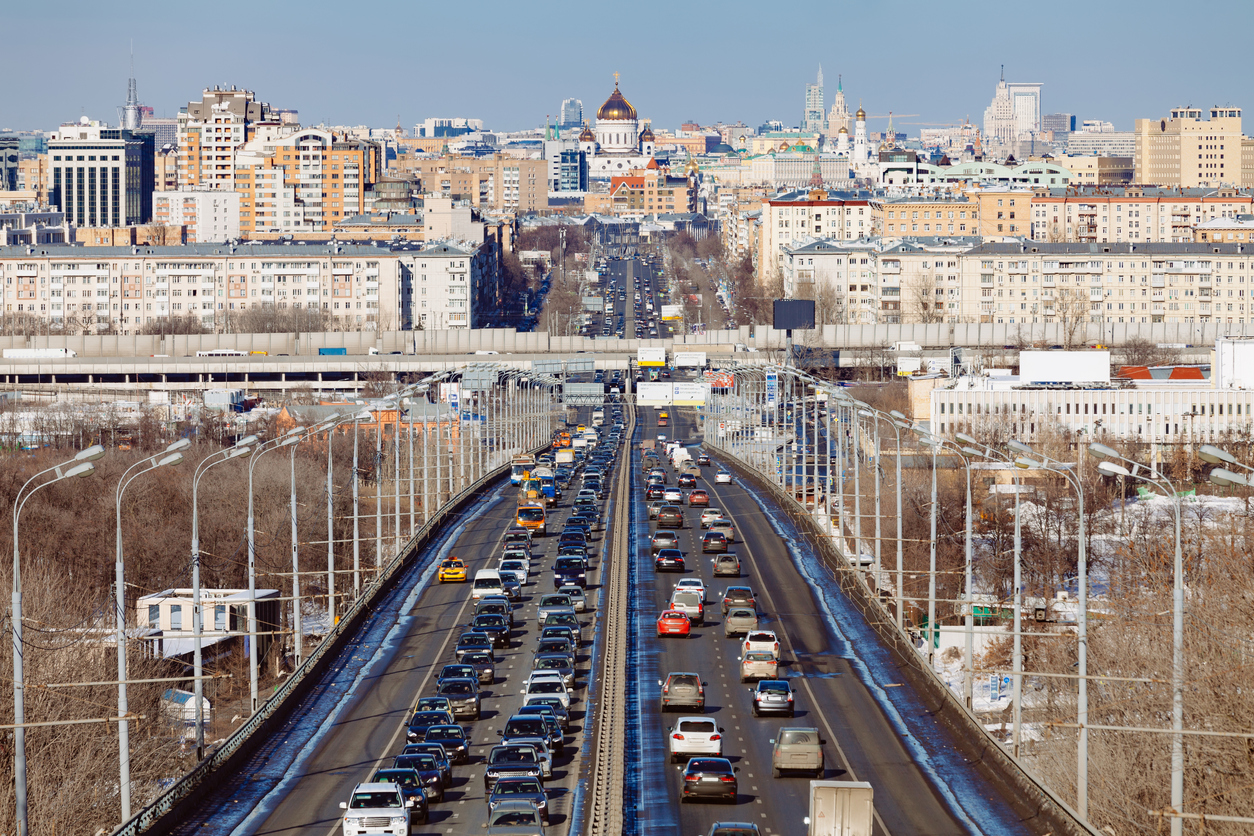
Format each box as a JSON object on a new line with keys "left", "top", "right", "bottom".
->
{"left": 559, "top": 98, "right": 583, "bottom": 129}
{"left": 803, "top": 66, "right": 825, "bottom": 133}
{"left": 48, "top": 118, "right": 154, "bottom": 226}
{"left": 1135, "top": 106, "right": 1247, "bottom": 187}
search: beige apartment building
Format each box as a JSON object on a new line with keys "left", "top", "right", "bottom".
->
{"left": 16, "top": 156, "right": 48, "bottom": 204}
{"left": 880, "top": 196, "right": 979, "bottom": 236}
{"left": 177, "top": 86, "right": 278, "bottom": 191}
{"left": 1134, "top": 106, "right": 1249, "bottom": 187}
{"left": 397, "top": 155, "right": 548, "bottom": 214}
{"left": 1028, "top": 186, "right": 1254, "bottom": 243}
{"left": 1061, "top": 155, "right": 1134, "bottom": 186}
{"left": 757, "top": 188, "right": 877, "bottom": 282}
{"left": 0, "top": 243, "right": 402, "bottom": 334}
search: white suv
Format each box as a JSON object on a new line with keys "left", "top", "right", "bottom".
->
{"left": 340, "top": 782, "right": 415, "bottom": 835}
{"left": 668, "top": 715, "right": 724, "bottom": 762}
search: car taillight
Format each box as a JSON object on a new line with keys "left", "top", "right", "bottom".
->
{"left": 672, "top": 733, "right": 685, "bottom": 740}
{"left": 686, "top": 773, "right": 699, "bottom": 781}
{"left": 786, "top": 694, "right": 794, "bottom": 701}
{"left": 720, "top": 775, "right": 736, "bottom": 783}
{"left": 709, "top": 734, "right": 721, "bottom": 741}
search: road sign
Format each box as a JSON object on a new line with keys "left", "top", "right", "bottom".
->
{"left": 765, "top": 372, "right": 778, "bottom": 408}
{"left": 637, "top": 347, "right": 667, "bottom": 367}
{"left": 532, "top": 359, "right": 565, "bottom": 375}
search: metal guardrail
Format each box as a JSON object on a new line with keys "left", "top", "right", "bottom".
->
{"left": 110, "top": 447, "right": 545, "bottom": 836}
{"left": 703, "top": 432, "right": 1104, "bottom": 836}
{"left": 584, "top": 403, "right": 635, "bottom": 836}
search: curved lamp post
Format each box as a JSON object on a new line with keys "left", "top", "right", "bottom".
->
{"left": 12, "top": 444, "right": 103, "bottom": 836}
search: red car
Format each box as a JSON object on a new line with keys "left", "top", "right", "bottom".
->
{"left": 687, "top": 489, "right": 710, "bottom": 507}
{"left": 656, "top": 609, "right": 692, "bottom": 637}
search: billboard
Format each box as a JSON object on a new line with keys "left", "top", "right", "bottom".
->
{"left": 660, "top": 304, "right": 683, "bottom": 321}
{"left": 583, "top": 296, "right": 604, "bottom": 311}
{"left": 773, "top": 299, "right": 816, "bottom": 330}
{"left": 1019, "top": 351, "right": 1111, "bottom": 384}
{"left": 636, "top": 382, "right": 673, "bottom": 405}
{"left": 673, "top": 351, "right": 707, "bottom": 368}
{"left": 704, "top": 370, "right": 734, "bottom": 389}
{"left": 439, "top": 382, "right": 459, "bottom": 404}
{"left": 672, "top": 381, "right": 707, "bottom": 406}
{"left": 637, "top": 347, "right": 667, "bottom": 367}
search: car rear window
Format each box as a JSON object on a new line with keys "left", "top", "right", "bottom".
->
{"left": 670, "top": 674, "right": 699, "bottom": 687}
{"left": 745, "top": 651, "right": 775, "bottom": 662}
{"left": 678, "top": 720, "right": 716, "bottom": 733}
{"left": 672, "top": 592, "right": 701, "bottom": 605}
{"left": 779, "top": 730, "right": 817, "bottom": 745}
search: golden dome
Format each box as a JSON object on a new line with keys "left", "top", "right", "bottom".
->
{"left": 579, "top": 122, "right": 595, "bottom": 142}
{"left": 639, "top": 126, "right": 655, "bottom": 142}
{"left": 856, "top": 105, "right": 866, "bottom": 120}
{"left": 838, "top": 126, "right": 848, "bottom": 134}
{"left": 597, "top": 83, "right": 638, "bottom": 121}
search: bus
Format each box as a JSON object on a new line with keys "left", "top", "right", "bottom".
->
{"left": 657, "top": 411, "right": 669, "bottom": 428}
{"left": 516, "top": 503, "right": 546, "bottom": 537}
{"left": 196, "top": 349, "right": 248, "bottom": 357}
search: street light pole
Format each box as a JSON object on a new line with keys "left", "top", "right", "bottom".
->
{"left": 117, "top": 439, "right": 189, "bottom": 820}
{"left": 12, "top": 445, "right": 103, "bottom": 836}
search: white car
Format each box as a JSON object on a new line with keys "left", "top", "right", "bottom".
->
{"left": 498, "top": 560, "right": 528, "bottom": 587}
{"left": 715, "top": 470, "right": 733, "bottom": 484}
{"left": 699, "top": 509, "right": 723, "bottom": 529}
{"left": 340, "top": 782, "right": 416, "bottom": 836}
{"left": 663, "top": 487, "right": 683, "bottom": 503}
{"left": 521, "top": 677, "right": 571, "bottom": 708}
{"left": 667, "top": 716, "right": 724, "bottom": 763}
{"left": 558, "top": 585, "right": 587, "bottom": 612}
{"left": 743, "top": 630, "right": 781, "bottom": 659}
{"left": 674, "top": 577, "right": 706, "bottom": 603}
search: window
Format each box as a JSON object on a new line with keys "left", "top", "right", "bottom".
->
{"left": 170, "top": 604, "right": 183, "bottom": 630}
{"left": 148, "top": 605, "right": 160, "bottom": 628}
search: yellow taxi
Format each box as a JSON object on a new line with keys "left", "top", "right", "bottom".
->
{"left": 438, "top": 557, "right": 468, "bottom": 583}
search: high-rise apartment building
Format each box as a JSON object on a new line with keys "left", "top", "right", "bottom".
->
{"left": 559, "top": 99, "right": 583, "bottom": 129}
{"left": 407, "top": 155, "right": 548, "bottom": 213}
{"left": 1135, "top": 106, "right": 1247, "bottom": 188}
{"left": 233, "top": 128, "right": 380, "bottom": 238}
{"left": 177, "top": 86, "right": 276, "bottom": 191}
{"left": 48, "top": 118, "right": 154, "bottom": 227}
{"left": 153, "top": 189, "right": 241, "bottom": 243}
{"left": 803, "top": 66, "right": 825, "bottom": 134}
{"left": 0, "top": 137, "right": 18, "bottom": 191}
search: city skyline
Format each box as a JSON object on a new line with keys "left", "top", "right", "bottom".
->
{"left": 5, "top": 0, "right": 1253, "bottom": 135}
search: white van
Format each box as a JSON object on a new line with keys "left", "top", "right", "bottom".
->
{"left": 472, "top": 569, "right": 505, "bottom": 601}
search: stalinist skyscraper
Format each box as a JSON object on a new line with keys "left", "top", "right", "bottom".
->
{"left": 827, "top": 74, "right": 850, "bottom": 135}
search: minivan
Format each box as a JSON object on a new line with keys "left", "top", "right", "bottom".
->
{"left": 472, "top": 570, "right": 504, "bottom": 601}
{"left": 770, "top": 727, "right": 826, "bottom": 778}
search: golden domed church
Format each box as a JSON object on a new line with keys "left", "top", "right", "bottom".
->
{"left": 586, "top": 75, "right": 658, "bottom": 178}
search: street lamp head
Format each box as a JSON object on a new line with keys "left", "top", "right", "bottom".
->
{"left": 1096, "top": 461, "right": 1131, "bottom": 478}
{"left": 918, "top": 434, "right": 939, "bottom": 447}
{"left": 960, "top": 446, "right": 982, "bottom": 457}
{"left": 75, "top": 444, "right": 106, "bottom": 462}
{"left": 889, "top": 410, "right": 907, "bottom": 422}
{"left": 225, "top": 446, "right": 250, "bottom": 460}
{"left": 66, "top": 461, "right": 95, "bottom": 479}
{"left": 1007, "top": 439, "right": 1035, "bottom": 456}
{"left": 1014, "top": 456, "right": 1040, "bottom": 470}
{"left": 157, "top": 452, "right": 184, "bottom": 469}
{"left": 285, "top": 426, "right": 305, "bottom": 437}
{"left": 1087, "top": 442, "right": 1120, "bottom": 461}
{"left": 235, "top": 434, "right": 260, "bottom": 449}
{"left": 1208, "top": 467, "right": 1248, "bottom": 488}
{"left": 1198, "top": 444, "right": 1237, "bottom": 466}
{"left": 954, "top": 432, "right": 978, "bottom": 446}
{"left": 857, "top": 409, "right": 874, "bottom": 419}
{"left": 166, "top": 438, "right": 192, "bottom": 454}
{"left": 278, "top": 435, "right": 301, "bottom": 448}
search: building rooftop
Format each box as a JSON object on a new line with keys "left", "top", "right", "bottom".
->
{"left": 0, "top": 241, "right": 394, "bottom": 257}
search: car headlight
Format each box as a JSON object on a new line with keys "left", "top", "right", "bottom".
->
{"left": 345, "top": 816, "right": 362, "bottom": 826}
{"left": 391, "top": 815, "right": 407, "bottom": 825}
{"left": 425, "top": 775, "right": 440, "bottom": 784}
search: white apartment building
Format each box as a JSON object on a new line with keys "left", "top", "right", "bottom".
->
{"left": 398, "top": 240, "right": 496, "bottom": 330}
{"left": 758, "top": 188, "right": 877, "bottom": 282}
{"left": 153, "top": 189, "right": 241, "bottom": 243}
{"left": 0, "top": 242, "right": 404, "bottom": 334}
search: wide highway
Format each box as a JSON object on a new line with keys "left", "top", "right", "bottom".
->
{"left": 632, "top": 408, "right": 1045, "bottom": 836}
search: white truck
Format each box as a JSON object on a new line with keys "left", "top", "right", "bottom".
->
{"left": 591, "top": 409, "right": 604, "bottom": 427}
{"left": 805, "top": 780, "right": 873, "bottom": 836}
{"left": 555, "top": 449, "right": 575, "bottom": 465}
{"left": 890, "top": 341, "right": 922, "bottom": 353}
{"left": 2, "top": 348, "right": 78, "bottom": 359}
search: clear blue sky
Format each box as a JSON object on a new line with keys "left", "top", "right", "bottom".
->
{"left": 6, "top": 0, "right": 1251, "bottom": 135}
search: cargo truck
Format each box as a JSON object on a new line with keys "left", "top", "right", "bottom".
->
{"left": 3, "top": 348, "right": 77, "bottom": 359}
{"left": 804, "top": 781, "right": 873, "bottom": 836}
{"left": 318, "top": 347, "right": 348, "bottom": 356}
{"left": 555, "top": 449, "right": 575, "bottom": 465}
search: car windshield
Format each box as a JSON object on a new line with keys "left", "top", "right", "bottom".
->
{"left": 428, "top": 725, "right": 464, "bottom": 739}
{"left": 537, "top": 658, "right": 566, "bottom": 669}
{"left": 464, "top": 653, "right": 492, "bottom": 666}
{"left": 541, "top": 596, "right": 569, "bottom": 607}
{"left": 350, "top": 791, "right": 401, "bottom": 809}
{"left": 492, "top": 747, "right": 537, "bottom": 763}
{"left": 678, "top": 720, "right": 716, "bottom": 732}
{"left": 501, "top": 561, "right": 525, "bottom": 570}
{"left": 555, "top": 559, "right": 583, "bottom": 570}
{"left": 411, "top": 712, "right": 446, "bottom": 724}
{"left": 531, "top": 681, "right": 563, "bottom": 694}
{"left": 517, "top": 508, "right": 544, "bottom": 522}
{"left": 476, "top": 615, "right": 506, "bottom": 626}
{"left": 495, "top": 778, "right": 543, "bottom": 794}
{"left": 459, "top": 633, "right": 489, "bottom": 645}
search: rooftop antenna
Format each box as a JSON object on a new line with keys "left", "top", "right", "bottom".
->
{"left": 121, "top": 41, "right": 142, "bottom": 131}
{"left": 1000, "top": 64, "right": 1005, "bottom": 82}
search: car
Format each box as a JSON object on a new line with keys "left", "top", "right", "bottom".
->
{"left": 644, "top": 484, "right": 665, "bottom": 501}
{"left": 677, "top": 473, "right": 697, "bottom": 489}
{"left": 483, "top": 744, "right": 544, "bottom": 791}
{"left": 402, "top": 742, "right": 452, "bottom": 785}
{"left": 424, "top": 724, "right": 470, "bottom": 763}
{"left": 535, "top": 637, "right": 575, "bottom": 659}
{"left": 720, "top": 586, "right": 756, "bottom": 614}
{"left": 436, "top": 677, "right": 481, "bottom": 720}
{"left": 476, "top": 597, "right": 516, "bottom": 627}
{"left": 656, "top": 609, "right": 692, "bottom": 637}
{"left": 656, "top": 506, "right": 684, "bottom": 529}
{"left": 455, "top": 631, "right": 495, "bottom": 662}
{"left": 540, "top": 624, "right": 581, "bottom": 648}
{"left": 701, "top": 531, "right": 728, "bottom": 553}
{"left": 751, "top": 679, "right": 796, "bottom": 717}
{"left": 473, "top": 613, "right": 512, "bottom": 649}
{"left": 743, "top": 630, "right": 781, "bottom": 658}
{"left": 499, "top": 559, "right": 529, "bottom": 587}
{"left": 531, "top": 652, "right": 576, "bottom": 689}
{"left": 721, "top": 601, "right": 760, "bottom": 636}
{"left": 553, "top": 557, "right": 588, "bottom": 588}
{"left": 438, "top": 558, "right": 468, "bottom": 582}
{"left": 771, "top": 727, "right": 826, "bottom": 778}
{"left": 707, "top": 519, "right": 736, "bottom": 542}
{"left": 650, "top": 530, "right": 680, "bottom": 552}
{"left": 715, "top": 470, "right": 732, "bottom": 484}
{"left": 502, "top": 528, "right": 532, "bottom": 550}
{"left": 413, "top": 695, "right": 453, "bottom": 715}
{"left": 660, "top": 672, "right": 706, "bottom": 712}
{"left": 487, "top": 777, "right": 549, "bottom": 825}
{"left": 663, "top": 487, "right": 683, "bottom": 503}
{"left": 389, "top": 753, "right": 445, "bottom": 801}
{"left": 647, "top": 500, "right": 666, "bottom": 520}
{"left": 485, "top": 799, "right": 547, "bottom": 835}
{"left": 462, "top": 651, "right": 496, "bottom": 685}
{"left": 339, "top": 781, "right": 419, "bottom": 835}
{"left": 371, "top": 768, "right": 430, "bottom": 823}
{"left": 697, "top": 454, "right": 712, "bottom": 467}
{"left": 713, "top": 554, "right": 740, "bottom": 577}
{"left": 739, "top": 650, "right": 779, "bottom": 682}
{"left": 521, "top": 677, "right": 571, "bottom": 709}
{"left": 405, "top": 707, "right": 455, "bottom": 743}
{"left": 687, "top": 489, "right": 710, "bottom": 507}
{"left": 514, "top": 705, "right": 565, "bottom": 752}
{"left": 670, "top": 589, "right": 704, "bottom": 624}
{"left": 558, "top": 585, "right": 587, "bottom": 612}
{"left": 699, "top": 509, "right": 724, "bottom": 529}
{"left": 649, "top": 468, "right": 668, "bottom": 483}
{"left": 680, "top": 757, "right": 738, "bottom": 803}
{"left": 523, "top": 695, "right": 571, "bottom": 731}
{"left": 437, "top": 663, "right": 477, "bottom": 686}
{"left": 536, "top": 594, "right": 574, "bottom": 625}
{"left": 668, "top": 716, "right": 724, "bottom": 762}
{"left": 654, "top": 548, "right": 685, "bottom": 572}
{"left": 675, "top": 577, "right": 706, "bottom": 602}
